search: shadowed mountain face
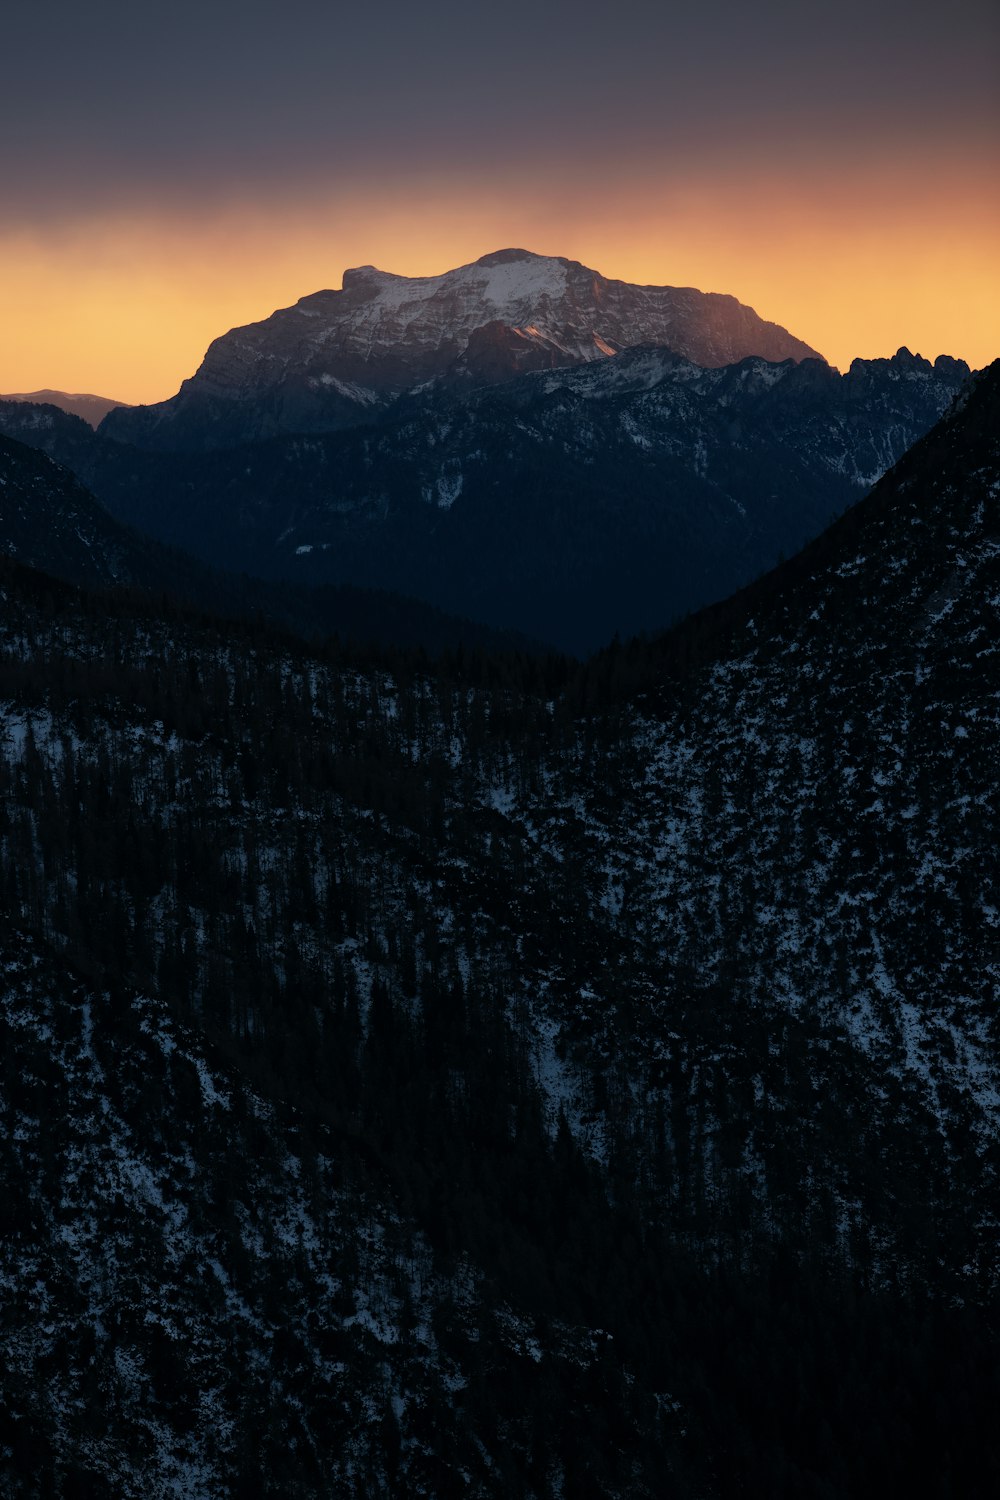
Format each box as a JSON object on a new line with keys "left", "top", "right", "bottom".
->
{"left": 0, "top": 431, "right": 549, "bottom": 657}
{"left": 0, "top": 364, "right": 997, "bottom": 1498}
{"left": 6, "top": 346, "right": 967, "bottom": 655}
{"left": 99, "top": 248, "right": 825, "bottom": 452}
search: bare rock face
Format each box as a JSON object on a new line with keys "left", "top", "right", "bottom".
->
{"left": 100, "top": 249, "right": 824, "bottom": 452}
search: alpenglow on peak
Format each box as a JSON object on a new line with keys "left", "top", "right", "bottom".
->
{"left": 100, "top": 249, "right": 825, "bottom": 452}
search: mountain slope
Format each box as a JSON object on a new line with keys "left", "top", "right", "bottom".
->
{"left": 5, "top": 921, "right": 687, "bottom": 1499}
{"left": 0, "top": 426, "right": 548, "bottom": 656}
{"left": 521, "top": 358, "right": 1000, "bottom": 1244}
{"left": 99, "top": 248, "right": 824, "bottom": 451}
{"left": 3, "top": 350, "right": 967, "bottom": 654}
{"left": 19, "top": 346, "right": 964, "bottom": 654}
{"left": 0, "top": 433, "right": 160, "bottom": 589}
{"left": 0, "top": 366, "right": 998, "bottom": 1495}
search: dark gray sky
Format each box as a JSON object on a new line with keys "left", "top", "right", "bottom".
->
{"left": 1, "top": 0, "right": 997, "bottom": 399}
{"left": 4, "top": 0, "right": 997, "bottom": 218}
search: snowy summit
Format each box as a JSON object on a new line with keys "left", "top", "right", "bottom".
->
{"left": 101, "top": 248, "right": 824, "bottom": 451}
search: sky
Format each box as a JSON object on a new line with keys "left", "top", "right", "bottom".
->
{"left": 1, "top": 0, "right": 997, "bottom": 403}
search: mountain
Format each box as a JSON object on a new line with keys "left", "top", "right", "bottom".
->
{"left": 98, "top": 248, "right": 824, "bottom": 451}
{"left": 0, "top": 388, "right": 129, "bottom": 427}
{"left": 0, "top": 363, "right": 998, "bottom": 1495}
{"left": 14, "top": 346, "right": 966, "bottom": 654}
{"left": 0, "top": 432, "right": 166, "bottom": 589}
{"left": 0, "top": 428, "right": 548, "bottom": 657}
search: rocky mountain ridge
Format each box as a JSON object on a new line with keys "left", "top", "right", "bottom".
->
{"left": 99, "top": 248, "right": 824, "bottom": 451}
{"left": 2, "top": 348, "right": 970, "bottom": 654}
{"left": 8, "top": 344, "right": 963, "bottom": 654}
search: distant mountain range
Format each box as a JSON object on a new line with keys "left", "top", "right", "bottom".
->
{"left": 0, "top": 346, "right": 969, "bottom": 653}
{"left": 99, "top": 248, "right": 824, "bottom": 452}
{"left": 0, "top": 252, "right": 976, "bottom": 652}
{"left": 0, "top": 388, "right": 129, "bottom": 427}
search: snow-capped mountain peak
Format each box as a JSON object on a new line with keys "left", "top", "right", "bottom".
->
{"left": 100, "top": 249, "right": 824, "bottom": 452}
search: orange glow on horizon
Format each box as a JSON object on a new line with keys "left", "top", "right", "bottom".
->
{"left": 1, "top": 156, "right": 997, "bottom": 405}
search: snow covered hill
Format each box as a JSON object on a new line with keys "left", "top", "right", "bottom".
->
{"left": 510, "top": 359, "right": 1000, "bottom": 1270}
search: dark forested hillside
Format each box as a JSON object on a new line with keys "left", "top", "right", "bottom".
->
{"left": 1, "top": 366, "right": 999, "bottom": 1496}
{"left": 0, "top": 427, "right": 545, "bottom": 657}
